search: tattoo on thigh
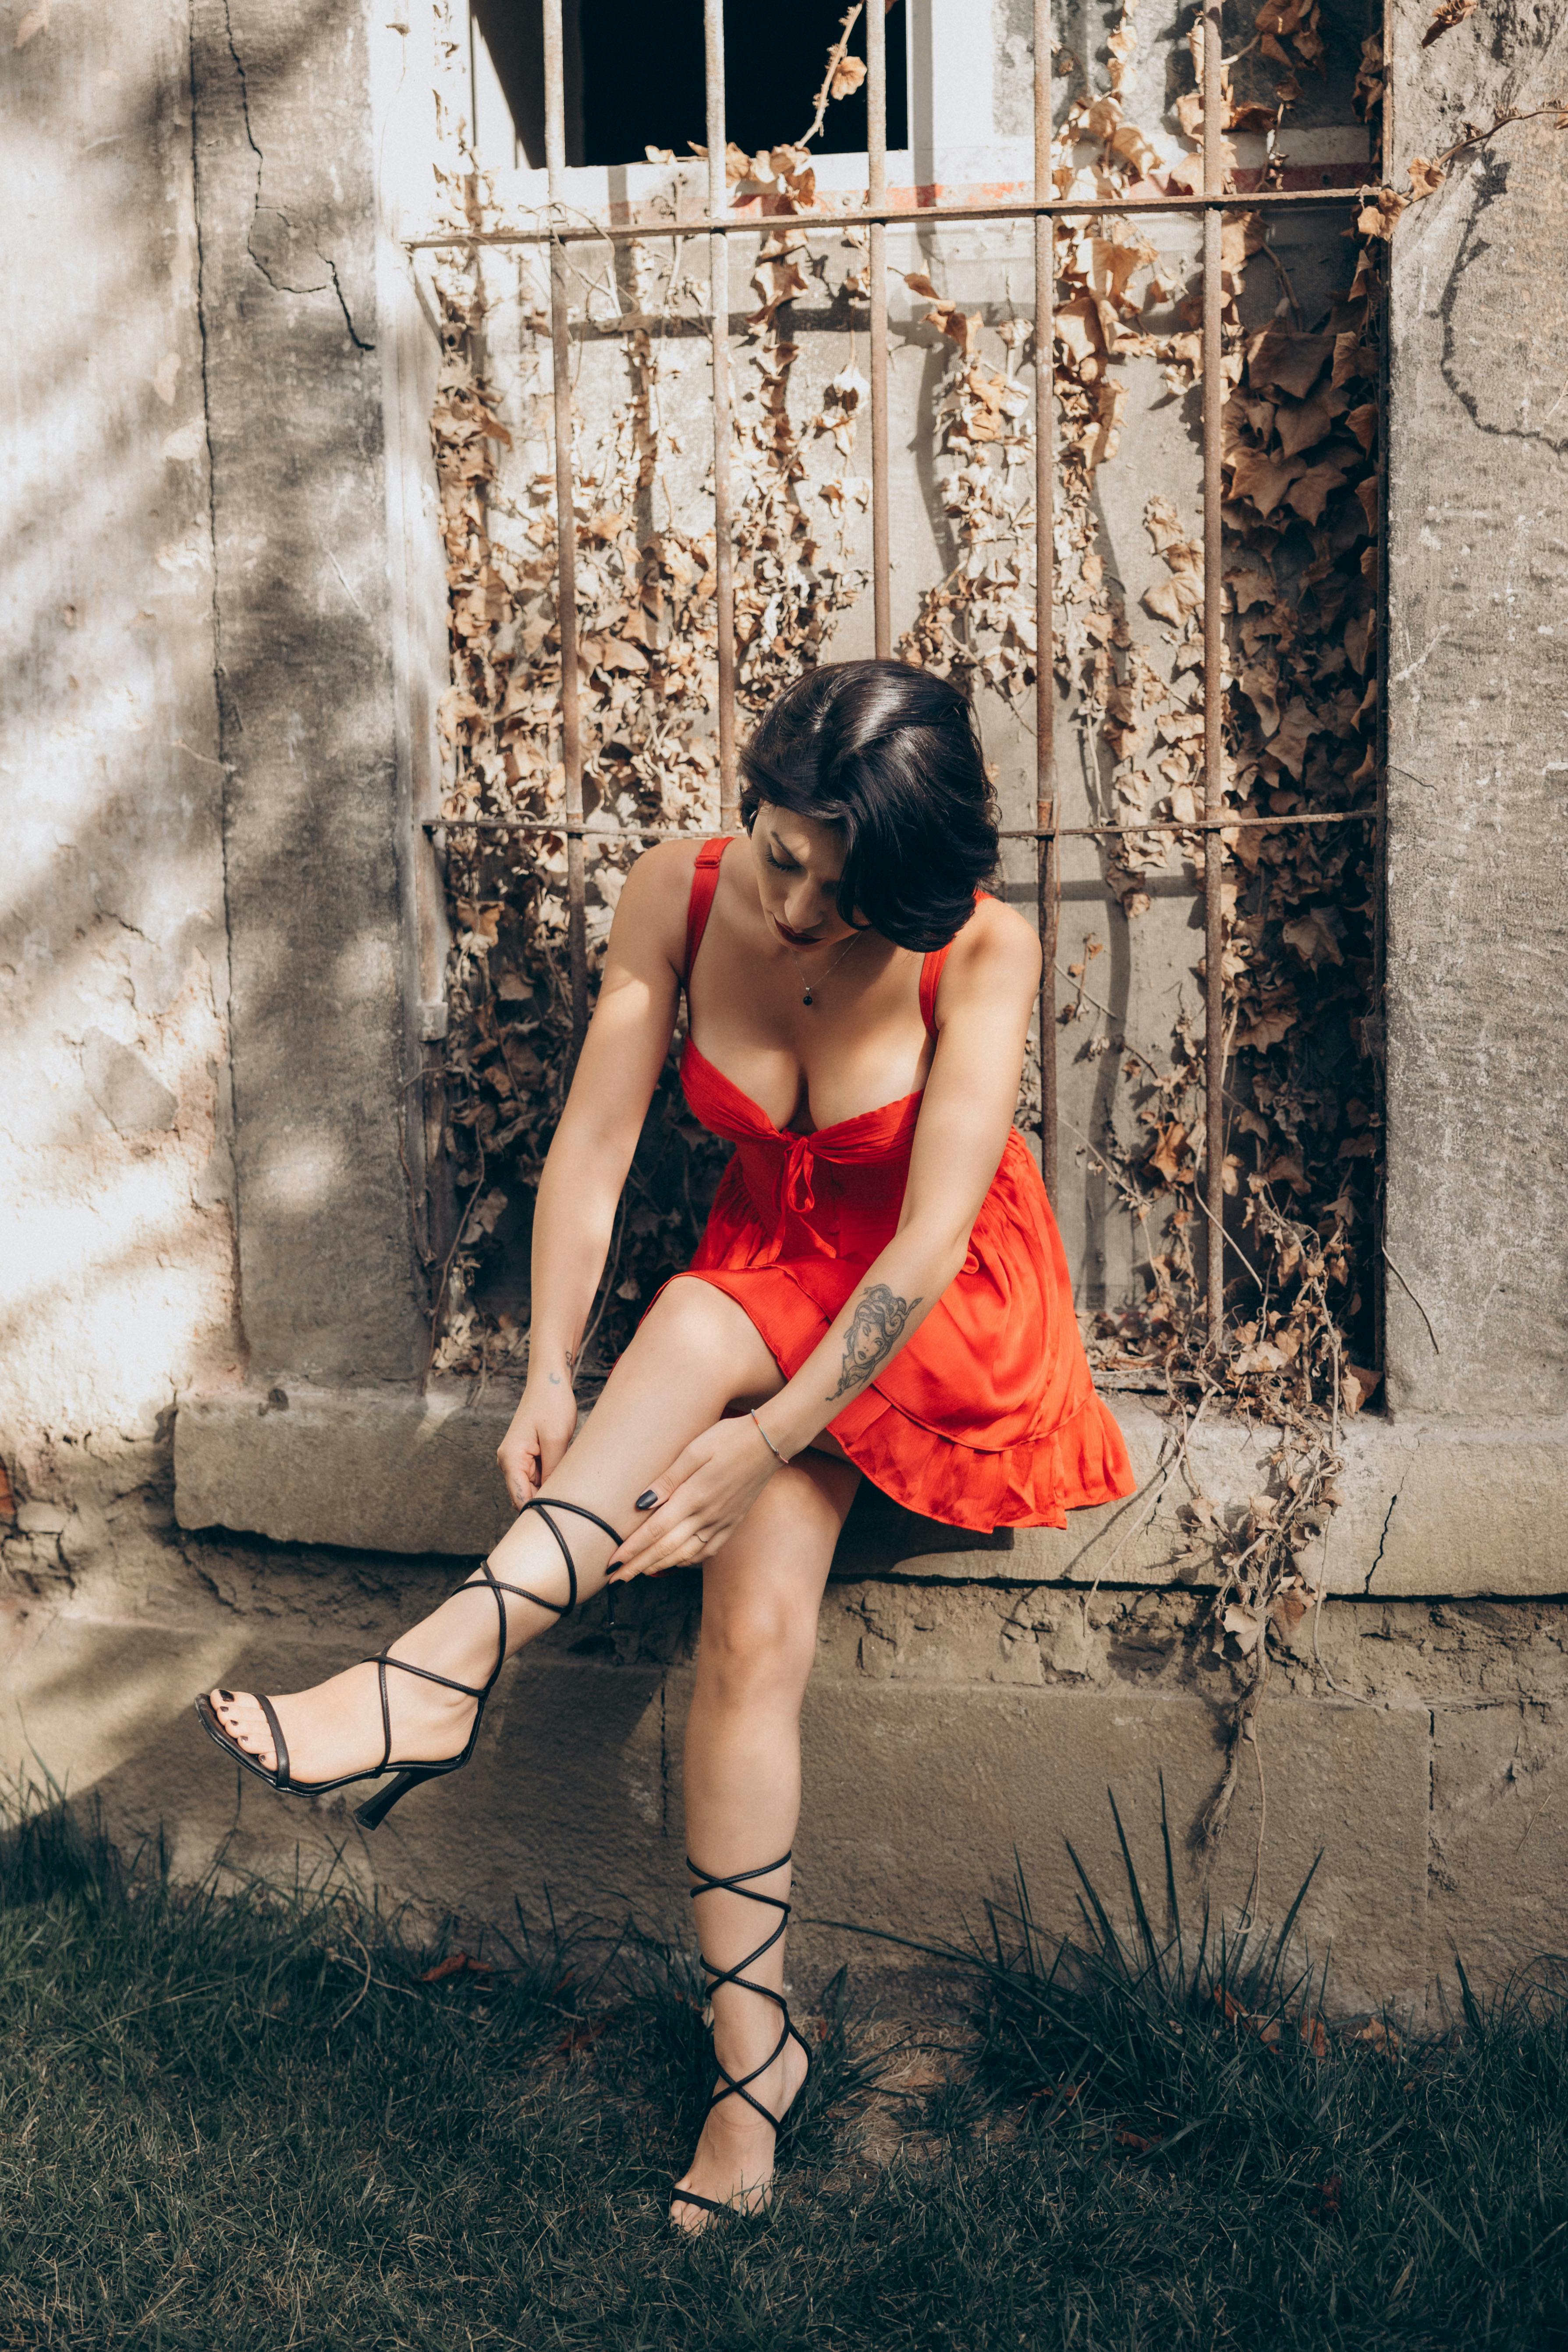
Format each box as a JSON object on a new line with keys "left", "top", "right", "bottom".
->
{"left": 827, "top": 1284, "right": 922, "bottom": 1403}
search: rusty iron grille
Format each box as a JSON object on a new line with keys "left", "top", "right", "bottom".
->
{"left": 414, "top": 0, "right": 1372, "bottom": 1353}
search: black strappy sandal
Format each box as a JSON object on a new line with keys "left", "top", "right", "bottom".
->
{"left": 193, "top": 1497, "right": 620, "bottom": 1831}
{"left": 670, "top": 1850, "right": 813, "bottom": 2224}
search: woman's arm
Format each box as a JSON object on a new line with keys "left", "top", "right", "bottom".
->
{"left": 607, "top": 900, "right": 1042, "bottom": 1575}
{"left": 496, "top": 845, "right": 690, "bottom": 1504}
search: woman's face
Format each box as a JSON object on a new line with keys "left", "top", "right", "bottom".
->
{"left": 748, "top": 803, "right": 859, "bottom": 949}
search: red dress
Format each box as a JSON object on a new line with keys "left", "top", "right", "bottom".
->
{"left": 667, "top": 840, "right": 1135, "bottom": 1533}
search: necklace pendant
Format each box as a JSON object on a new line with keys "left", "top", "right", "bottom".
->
{"left": 802, "top": 988, "right": 813, "bottom": 1006}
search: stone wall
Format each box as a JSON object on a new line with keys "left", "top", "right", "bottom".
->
{"left": 2, "top": 0, "right": 1566, "bottom": 2017}
{"left": 16, "top": 1475, "right": 1566, "bottom": 2017}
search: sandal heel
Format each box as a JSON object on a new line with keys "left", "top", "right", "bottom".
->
{"left": 354, "top": 1767, "right": 439, "bottom": 1831}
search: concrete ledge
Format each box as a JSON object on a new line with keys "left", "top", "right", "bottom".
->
{"left": 174, "top": 1385, "right": 518, "bottom": 1557}
{"left": 174, "top": 1386, "right": 1568, "bottom": 1596}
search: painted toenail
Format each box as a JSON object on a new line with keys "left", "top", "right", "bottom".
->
{"left": 217, "top": 1689, "right": 234, "bottom": 1701}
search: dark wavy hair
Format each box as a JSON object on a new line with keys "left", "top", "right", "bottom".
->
{"left": 738, "top": 660, "right": 999, "bottom": 951}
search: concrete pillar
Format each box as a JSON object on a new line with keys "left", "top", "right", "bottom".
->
{"left": 188, "top": 0, "right": 431, "bottom": 1385}
{"left": 1384, "top": 0, "right": 1568, "bottom": 1419}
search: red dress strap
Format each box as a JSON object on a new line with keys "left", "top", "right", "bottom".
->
{"left": 683, "top": 837, "right": 731, "bottom": 983}
{"left": 919, "top": 891, "right": 991, "bottom": 1033}
{"left": 919, "top": 943, "right": 951, "bottom": 1035}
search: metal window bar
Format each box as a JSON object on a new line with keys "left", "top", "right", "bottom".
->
{"left": 435, "top": 0, "right": 1369, "bottom": 1353}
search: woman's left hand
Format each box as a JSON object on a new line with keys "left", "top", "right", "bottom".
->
{"left": 606, "top": 1413, "right": 782, "bottom": 1580}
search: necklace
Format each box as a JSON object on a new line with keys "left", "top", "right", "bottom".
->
{"left": 780, "top": 929, "right": 863, "bottom": 1007}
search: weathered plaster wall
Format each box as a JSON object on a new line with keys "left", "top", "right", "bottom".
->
{"left": 0, "top": 0, "right": 241, "bottom": 1554}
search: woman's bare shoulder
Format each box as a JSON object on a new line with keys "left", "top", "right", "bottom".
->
{"left": 943, "top": 892, "right": 1042, "bottom": 995}
{"left": 611, "top": 835, "right": 705, "bottom": 961}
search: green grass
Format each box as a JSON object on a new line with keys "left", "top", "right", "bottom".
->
{"left": 1, "top": 1787, "right": 1565, "bottom": 2350}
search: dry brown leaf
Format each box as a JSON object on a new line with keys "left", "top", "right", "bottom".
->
{"left": 1345, "top": 402, "right": 1378, "bottom": 452}
{"left": 925, "top": 302, "right": 983, "bottom": 357}
{"left": 1331, "top": 331, "right": 1377, "bottom": 388}
{"left": 1274, "top": 390, "right": 1337, "bottom": 459}
{"left": 1235, "top": 1002, "right": 1298, "bottom": 1052}
{"left": 1422, "top": 0, "right": 1476, "bottom": 43}
{"left": 1247, "top": 327, "right": 1334, "bottom": 401}
{"left": 1269, "top": 699, "right": 1321, "bottom": 780}
{"left": 1264, "top": 1152, "right": 1309, "bottom": 1194}
{"left": 1285, "top": 462, "right": 1348, "bottom": 524}
{"left": 1272, "top": 1587, "right": 1309, "bottom": 1633}
{"left": 1407, "top": 154, "right": 1446, "bottom": 199}
{"left": 1054, "top": 297, "right": 1106, "bottom": 365}
{"left": 1144, "top": 575, "right": 1203, "bottom": 625}
{"left": 1228, "top": 448, "right": 1303, "bottom": 518}
{"left": 1238, "top": 661, "right": 1281, "bottom": 736}
{"left": 1282, "top": 906, "right": 1344, "bottom": 967}
{"left": 1150, "top": 1122, "right": 1189, "bottom": 1182}
{"left": 1358, "top": 187, "right": 1409, "bottom": 241}
{"left": 1348, "top": 2016, "right": 1401, "bottom": 2051}
{"left": 1223, "top": 1604, "right": 1262, "bottom": 1654}
{"left": 1341, "top": 1362, "right": 1382, "bottom": 1413}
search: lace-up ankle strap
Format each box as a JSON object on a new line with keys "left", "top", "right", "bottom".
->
{"left": 687, "top": 1851, "right": 810, "bottom": 2132}
{"left": 462, "top": 1494, "right": 621, "bottom": 1627}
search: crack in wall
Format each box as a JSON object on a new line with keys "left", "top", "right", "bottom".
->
{"left": 218, "top": 0, "right": 373, "bottom": 352}
{"left": 1364, "top": 1492, "right": 1399, "bottom": 1594}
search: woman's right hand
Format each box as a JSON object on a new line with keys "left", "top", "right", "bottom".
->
{"left": 497, "top": 1374, "right": 580, "bottom": 1509}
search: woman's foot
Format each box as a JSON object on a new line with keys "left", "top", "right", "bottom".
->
{"left": 205, "top": 1583, "right": 518, "bottom": 1788}
{"left": 669, "top": 2032, "right": 810, "bottom": 2231}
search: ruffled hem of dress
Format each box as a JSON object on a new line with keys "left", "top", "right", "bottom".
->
{"left": 829, "top": 1381, "right": 1135, "bottom": 1532}
{"left": 663, "top": 1260, "right": 1137, "bottom": 1533}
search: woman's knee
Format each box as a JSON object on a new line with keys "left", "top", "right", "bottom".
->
{"left": 639, "top": 1277, "right": 757, "bottom": 1374}
{"left": 699, "top": 1584, "right": 819, "bottom": 1706}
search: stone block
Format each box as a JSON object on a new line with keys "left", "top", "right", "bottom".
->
{"left": 174, "top": 1385, "right": 519, "bottom": 1556}
{"left": 1429, "top": 1701, "right": 1568, "bottom": 1999}
{"left": 660, "top": 1678, "right": 1430, "bottom": 2014}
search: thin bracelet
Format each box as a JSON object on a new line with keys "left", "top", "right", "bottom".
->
{"left": 749, "top": 1408, "right": 790, "bottom": 1465}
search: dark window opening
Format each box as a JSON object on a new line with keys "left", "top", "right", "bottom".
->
{"left": 470, "top": 1, "right": 908, "bottom": 173}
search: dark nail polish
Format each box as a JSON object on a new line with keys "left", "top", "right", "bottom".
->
{"left": 217, "top": 1690, "right": 234, "bottom": 1702}
{"left": 635, "top": 1489, "right": 657, "bottom": 1511}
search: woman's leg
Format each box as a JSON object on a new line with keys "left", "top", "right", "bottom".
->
{"left": 671, "top": 1448, "right": 859, "bottom": 2229}
{"left": 206, "top": 1279, "right": 788, "bottom": 1783}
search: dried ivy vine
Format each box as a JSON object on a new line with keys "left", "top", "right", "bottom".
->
{"left": 419, "top": 2, "right": 1427, "bottom": 1863}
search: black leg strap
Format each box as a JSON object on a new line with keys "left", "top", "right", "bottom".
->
{"left": 256, "top": 1693, "right": 291, "bottom": 1792}
{"left": 368, "top": 1497, "right": 623, "bottom": 1772}
{"left": 688, "top": 1851, "right": 811, "bottom": 2134}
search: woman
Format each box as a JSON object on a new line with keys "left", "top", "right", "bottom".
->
{"left": 199, "top": 659, "right": 1134, "bottom": 2226}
